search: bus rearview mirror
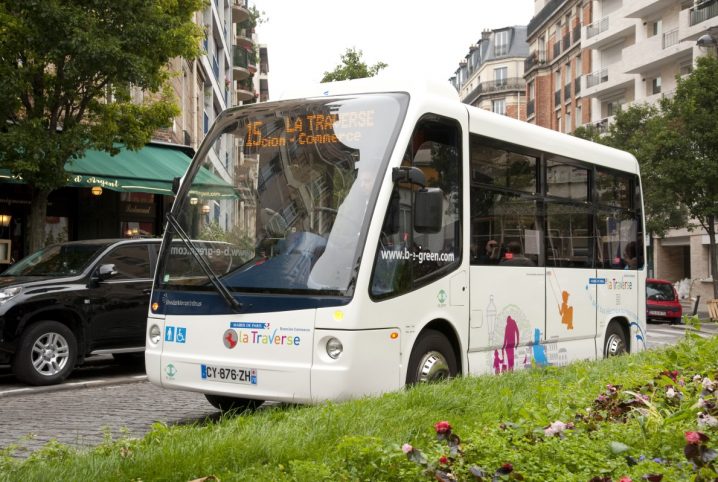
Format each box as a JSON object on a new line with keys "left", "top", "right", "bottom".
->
{"left": 414, "top": 188, "right": 443, "bottom": 233}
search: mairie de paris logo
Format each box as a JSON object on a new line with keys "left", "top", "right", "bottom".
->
{"left": 165, "top": 363, "right": 177, "bottom": 379}
{"left": 223, "top": 329, "right": 238, "bottom": 349}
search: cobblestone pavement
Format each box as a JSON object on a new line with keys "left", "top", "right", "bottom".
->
{"left": 0, "top": 380, "right": 219, "bottom": 458}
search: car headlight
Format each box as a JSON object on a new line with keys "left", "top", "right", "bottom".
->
{"left": 149, "top": 324, "right": 162, "bottom": 345}
{"left": 326, "top": 337, "right": 343, "bottom": 359}
{"left": 0, "top": 287, "right": 22, "bottom": 304}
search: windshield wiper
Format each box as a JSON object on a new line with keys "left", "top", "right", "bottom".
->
{"left": 165, "top": 213, "right": 242, "bottom": 312}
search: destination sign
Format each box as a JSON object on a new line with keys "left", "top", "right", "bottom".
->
{"left": 244, "top": 110, "right": 375, "bottom": 148}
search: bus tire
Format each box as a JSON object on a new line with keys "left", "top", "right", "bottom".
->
{"left": 205, "top": 394, "right": 263, "bottom": 413}
{"left": 13, "top": 320, "right": 77, "bottom": 386}
{"left": 406, "top": 329, "right": 458, "bottom": 385}
{"left": 604, "top": 322, "right": 628, "bottom": 358}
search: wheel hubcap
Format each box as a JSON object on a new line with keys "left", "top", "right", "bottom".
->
{"left": 605, "top": 334, "right": 625, "bottom": 357}
{"left": 416, "top": 351, "right": 450, "bottom": 382}
{"left": 31, "top": 332, "right": 70, "bottom": 376}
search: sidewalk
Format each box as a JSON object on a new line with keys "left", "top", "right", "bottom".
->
{"left": 680, "top": 298, "right": 711, "bottom": 320}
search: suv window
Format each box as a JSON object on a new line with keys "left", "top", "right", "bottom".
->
{"left": 100, "top": 244, "right": 151, "bottom": 280}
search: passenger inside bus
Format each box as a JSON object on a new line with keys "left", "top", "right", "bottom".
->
{"left": 499, "top": 241, "right": 535, "bottom": 266}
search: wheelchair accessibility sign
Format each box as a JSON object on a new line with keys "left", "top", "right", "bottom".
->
{"left": 165, "top": 326, "right": 187, "bottom": 343}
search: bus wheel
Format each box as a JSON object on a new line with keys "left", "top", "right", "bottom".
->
{"left": 205, "top": 394, "right": 263, "bottom": 413}
{"left": 604, "top": 323, "right": 627, "bottom": 358}
{"left": 406, "top": 329, "right": 458, "bottom": 385}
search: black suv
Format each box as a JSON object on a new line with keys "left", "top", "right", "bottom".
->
{"left": 0, "top": 238, "right": 161, "bottom": 385}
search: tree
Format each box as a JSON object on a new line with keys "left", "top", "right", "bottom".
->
{"left": 0, "top": 0, "right": 204, "bottom": 253}
{"left": 656, "top": 55, "right": 718, "bottom": 298}
{"left": 321, "top": 48, "right": 388, "bottom": 82}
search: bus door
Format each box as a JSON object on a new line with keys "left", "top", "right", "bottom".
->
{"left": 467, "top": 136, "right": 544, "bottom": 374}
{"left": 368, "top": 114, "right": 466, "bottom": 382}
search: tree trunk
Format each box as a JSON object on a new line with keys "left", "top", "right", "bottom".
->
{"left": 709, "top": 214, "right": 718, "bottom": 300}
{"left": 27, "top": 187, "right": 50, "bottom": 255}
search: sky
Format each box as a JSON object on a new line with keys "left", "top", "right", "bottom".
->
{"left": 255, "top": 0, "right": 535, "bottom": 100}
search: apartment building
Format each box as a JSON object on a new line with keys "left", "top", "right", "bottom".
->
{"left": 524, "top": 0, "right": 590, "bottom": 132}
{"left": 451, "top": 26, "right": 529, "bottom": 120}
{"left": 583, "top": 0, "right": 714, "bottom": 130}
{"left": 159, "top": 0, "right": 267, "bottom": 239}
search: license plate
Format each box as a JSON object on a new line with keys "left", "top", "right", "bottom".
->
{"left": 648, "top": 310, "right": 667, "bottom": 316}
{"left": 201, "top": 364, "right": 257, "bottom": 385}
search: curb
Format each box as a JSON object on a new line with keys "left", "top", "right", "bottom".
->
{"left": 0, "top": 374, "right": 148, "bottom": 399}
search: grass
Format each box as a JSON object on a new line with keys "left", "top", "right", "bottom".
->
{"left": 2, "top": 328, "right": 718, "bottom": 481}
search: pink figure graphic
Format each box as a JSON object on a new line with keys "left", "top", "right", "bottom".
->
{"left": 501, "top": 315, "right": 520, "bottom": 371}
{"left": 492, "top": 350, "right": 504, "bottom": 375}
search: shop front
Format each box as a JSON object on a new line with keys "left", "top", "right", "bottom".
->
{"left": 0, "top": 142, "right": 234, "bottom": 267}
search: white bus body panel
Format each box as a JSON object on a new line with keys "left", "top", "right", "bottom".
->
{"left": 149, "top": 310, "right": 315, "bottom": 403}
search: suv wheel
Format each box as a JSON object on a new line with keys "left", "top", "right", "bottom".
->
{"left": 13, "top": 321, "right": 78, "bottom": 386}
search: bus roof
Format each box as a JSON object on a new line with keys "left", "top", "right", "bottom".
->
{"left": 276, "top": 76, "right": 639, "bottom": 175}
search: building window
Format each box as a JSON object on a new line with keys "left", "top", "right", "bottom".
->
{"left": 652, "top": 76, "right": 662, "bottom": 95}
{"left": 494, "top": 67, "right": 508, "bottom": 85}
{"left": 576, "top": 104, "right": 582, "bottom": 127}
{"left": 565, "top": 105, "right": 572, "bottom": 133}
{"left": 492, "top": 99, "right": 506, "bottom": 115}
{"left": 528, "top": 80, "right": 535, "bottom": 100}
{"left": 556, "top": 112, "right": 562, "bottom": 132}
{"left": 650, "top": 19, "right": 662, "bottom": 37}
{"left": 495, "top": 30, "right": 509, "bottom": 56}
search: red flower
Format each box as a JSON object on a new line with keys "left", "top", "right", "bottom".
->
{"left": 434, "top": 421, "right": 452, "bottom": 434}
{"left": 618, "top": 477, "right": 632, "bottom": 482}
{"left": 685, "top": 431, "right": 705, "bottom": 445}
{"left": 502, "top": 463, "right": 514, "bottom": 473}
{"left": 439, "top": 455, "right": 449, "bottom": 465}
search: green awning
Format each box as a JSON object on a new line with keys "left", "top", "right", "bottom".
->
{"left": 1, "top": 144, "right": 237, "bottom": 198}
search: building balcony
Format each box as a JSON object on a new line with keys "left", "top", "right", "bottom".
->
{"left": 679, "top": 0, "right": 718, "bottom": 42}
{"left": 234, "top": 27, "right": 256, "bottom": 49}
{"left": 231, "top": 0, "right": 251, "bottom": 23}
{"left": 463, "top": 77, "right": 526, "bottom": 105}
{"left": 583, "top": 14, "right": 635, "bottom": 50}
{"left": 524, "top": 50, "right": 547, "bottom": 73}
{"left": 624, "top": 0, "right": 685, "bottom": 19}
{"left": 582, "top": 63, "right": 634, "bottom": 100}
{"left": 623, "top": 31, "right": 693, "bottom": 74}
{"left": 232, "top": 46, "right": 253, "bottom": 80}
{"left": 236, "top": 79, "right": 256, "bottom": 102}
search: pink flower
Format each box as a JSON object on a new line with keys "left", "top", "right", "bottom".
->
{"left": 439, "top": 455, "right": 449, "bottom": 465}
{"left": 401, "top": 443, "right": 413, "bottom": 454}
{"left": 685, "top": 431, "right": 703, "bottom": 445}
{"left": 434, "top": 421, "right": 452, "bottom": 434}
{"left": 544, "top": 420, "right": 567, "bottom": 437}
{"left": 619, "top": 477, "right": 632, "bottom": 482}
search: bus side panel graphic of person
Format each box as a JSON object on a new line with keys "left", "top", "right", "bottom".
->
{"left": 559, "top": 290, "right": 574, "bottom": 330}
{"left": 501, "top": 315, "right": 520, "bottom": 371}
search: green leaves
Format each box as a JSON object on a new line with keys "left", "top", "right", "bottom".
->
{"left": 321, "top": 48, "right": 388, "bottom": 83}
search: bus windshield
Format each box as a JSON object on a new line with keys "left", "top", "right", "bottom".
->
{"left": 158, "top": 93, "right": 409, "bottom": 296}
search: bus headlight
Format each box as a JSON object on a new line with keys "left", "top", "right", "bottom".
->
{"left": 149, "top": 324, "right": 161, "bottom": 345}
{"left": 326, "top": 337, "right": 343, "bottom": 359}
